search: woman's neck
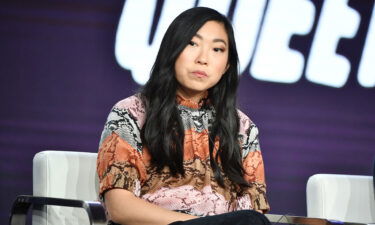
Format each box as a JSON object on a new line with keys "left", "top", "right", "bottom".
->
{"left": 176, "top": 88, "right": 207, "bottom": 104}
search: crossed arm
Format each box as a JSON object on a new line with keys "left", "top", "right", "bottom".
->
{"left": 104, "top": 189, "right": 198, "bottom": 225}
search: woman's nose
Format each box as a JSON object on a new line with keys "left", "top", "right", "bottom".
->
{"left": 195, "top": 49, "right": 208, "bottom": 65}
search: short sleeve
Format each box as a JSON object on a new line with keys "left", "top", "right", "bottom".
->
{"left": 96, "top": 95, "right": 147, "bottom": 200}
{"left": 238, "top": 110, "right": 270, "bottom": 213}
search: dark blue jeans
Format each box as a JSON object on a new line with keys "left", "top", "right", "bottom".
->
{"left": 169, "top": 210, "right": 271, "bottom": 225}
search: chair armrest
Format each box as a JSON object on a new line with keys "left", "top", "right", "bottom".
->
{"left": 9, "top": 195, "right": 107, "bottom": 225}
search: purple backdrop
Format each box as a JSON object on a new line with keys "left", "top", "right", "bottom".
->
{"left": 0, "top": 0, "right": 374, "bottom": 224}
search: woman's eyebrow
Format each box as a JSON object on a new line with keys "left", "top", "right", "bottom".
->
{"left": 194, "top": 33, "right": 227, "bottom": 46}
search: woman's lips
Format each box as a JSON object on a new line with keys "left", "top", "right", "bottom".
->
{"left": 192, "top": 70, "right": 208, "bottom": 78}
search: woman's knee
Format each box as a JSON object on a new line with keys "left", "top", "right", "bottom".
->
{"left": 232, "top": 210, "right": 271, "bottom": 225}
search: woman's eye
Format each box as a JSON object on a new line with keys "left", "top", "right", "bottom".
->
{"left": 189, "top": 41, "right": 197, "bottom": 46}
{"left": 213, "top": 48, "right": 225, "bottom": 52}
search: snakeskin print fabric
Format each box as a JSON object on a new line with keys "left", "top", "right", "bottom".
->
{"left": 97, "top": 94, "right": 269, "bottom": 218}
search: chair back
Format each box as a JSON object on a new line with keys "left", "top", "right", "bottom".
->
{"left": 306, "top": 174, "right": 375, "bottom": 223}
{"left": 32, "top": 151, "right": 100, "bottom": 225}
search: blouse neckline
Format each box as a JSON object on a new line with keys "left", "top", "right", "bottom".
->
{"left": 176, "top": 91, "right": 209, "bottom": 109}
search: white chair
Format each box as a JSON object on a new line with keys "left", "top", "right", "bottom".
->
{"left": 307, "top": 174, "right": 375, "bottom": 223}
{"left": 9, "top": 150, "right": 106, "bottom": 225}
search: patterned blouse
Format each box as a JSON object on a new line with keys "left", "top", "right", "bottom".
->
{"left": 96, "top": 93, "right": 269, "bottom": 218}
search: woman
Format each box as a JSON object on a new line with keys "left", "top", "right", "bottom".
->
{"left": 97, "top": 7, "right": 270, "bottom": 225}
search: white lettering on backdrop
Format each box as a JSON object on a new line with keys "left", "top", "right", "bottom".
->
{"left": 306, "top": 0, "right": 360, "bottom": 88}
{"left": 251, "top": 0, "right": 315, "bottom": 83}
{"left": 358, "top": 2, "right": 375, "bottom": 88}
{"left": 115, "top": 0, "right": 374, "bottom": 88}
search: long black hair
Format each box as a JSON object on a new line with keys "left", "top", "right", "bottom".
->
{"left": 141, "top": 7, "right": 249, "bottom": 190}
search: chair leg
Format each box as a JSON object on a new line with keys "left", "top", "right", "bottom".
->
{"left": 8, "top": 198, "right": 32, "bottom": 225}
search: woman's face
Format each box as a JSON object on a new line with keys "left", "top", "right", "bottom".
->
{"left": 174, "top": 20, "right": 229, "bottom": 103}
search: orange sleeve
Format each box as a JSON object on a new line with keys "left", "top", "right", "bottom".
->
{"left": 97, "top": 132, "right": 147, "bottom": 199}
{"left": 243, "top": 150, "right": 270, "bottom": 213}
{"left": 238, "top": 115, "right": 270, "bottom": 213}
{"left": 96, "top": 97, "right": 148, "bottom": 200}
